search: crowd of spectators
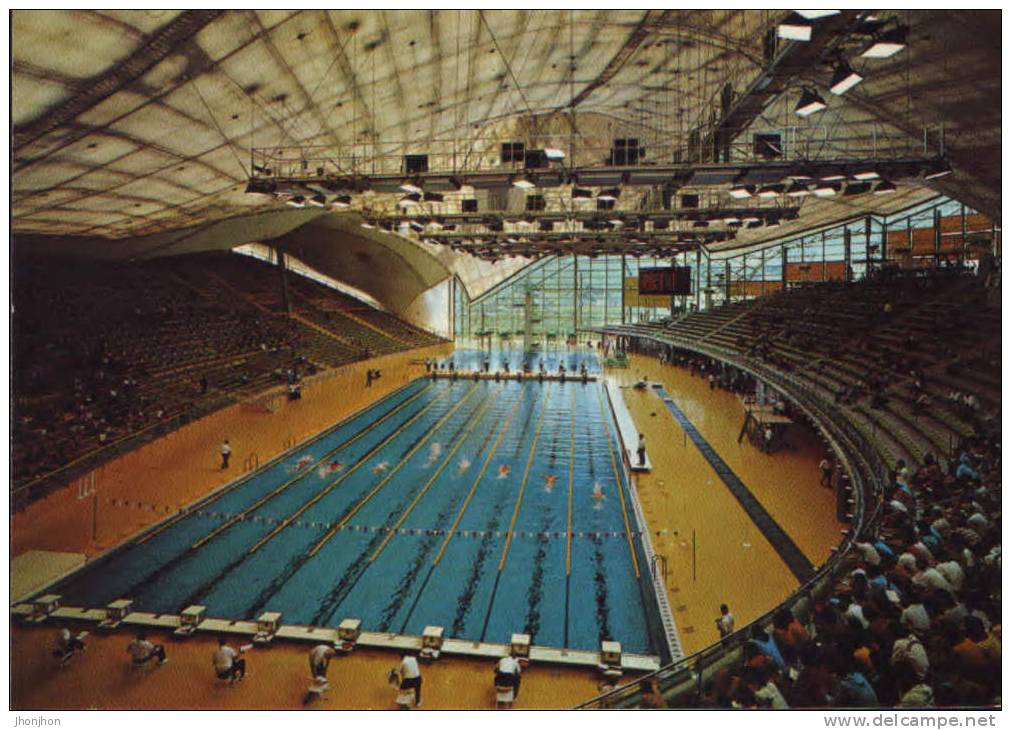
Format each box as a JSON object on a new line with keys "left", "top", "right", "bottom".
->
{"left": 605, "top": 267, "right": 1001, "bottom": 710}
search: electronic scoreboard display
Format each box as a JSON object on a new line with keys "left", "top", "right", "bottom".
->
{"left": 638, "top": 266, "right": 692, "bottom": 296}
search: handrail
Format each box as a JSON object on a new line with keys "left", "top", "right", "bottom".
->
{"left": 574, "top": 326, "right": 888, "bottom": 709}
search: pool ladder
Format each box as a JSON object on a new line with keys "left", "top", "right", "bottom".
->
{"left": 243, "top": 453, "right": 259, "bottom": 471}
{"left": 650, "top": 554, "right": 668, "bottom": 583}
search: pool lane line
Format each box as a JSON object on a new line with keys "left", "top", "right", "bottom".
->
{"left": 496, "top": 382, "right": 553, "bottom": 572}
{"left": 367, "top": 390, "right": 498, "bottom": 563}
{"left": 652, "top": 384, "right": 814, "bottom": 582}
{"left": 596, "top": 384, "right": 641, "bottom": 579}
{"left": 377, "top": 387, "right": 511, "bottom": 633}
{"left": 103, "top": 385, "right": 448, "bottom": 605}
{"left": 566, "top": 387, "right": 576, "bottom": 577}
{"left": 479, "top": 382, "right": 553, "bottom": 642}
{"left": 306, "top": 381, "right": 483, "bottom": 558}
{"left": 137, "top": 380, "right": 435, "bottom": 547}
{"left": 564, "top": 386, "right": 575, "bottom": 648}
{"left": 306, "top": 386, "right": 493, "bottom": 627}
{"left": 190, "top": 382, "right": 436, "bottom": 550}
{"left": 246, "top": 383, "right": 461, "bottom": 556}
{"left": 430, "top": 384, "right": 526, "bottom": 567}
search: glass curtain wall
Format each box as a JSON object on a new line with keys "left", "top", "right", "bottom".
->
{"left": 454, "top": 196, "right": 997, "bottom": 338}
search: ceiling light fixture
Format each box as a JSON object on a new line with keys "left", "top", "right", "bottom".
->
{"left": 795, "top": 87, "right": 827, "bottom": 117}
{"left": 873, "top": 180, "right": 897, "bottom": 194}
{"left": 758, "top": 184, "right": 785, "bottom": 198}
{"left": 332, "top": 194, "right": 352, "bottom": 208}
{"left": 285, "top": 195, "right": 306, "bottom": 208}
{"left": 544, "top": 148, "right": 566, "bottom": 160}
{"left": 794, "top": 9, "right": 841, "bottom": 20}
{"left": 572, "top": 187, "right": 593, "bottom": 199}
{"left": 597, "top": 187, "right": 621, "bottom": 201}
{"left": 813, "top": 183, "right": 839, "bottom": 197}
{"left": 861, "top": 24, "right": 908, "bottom": 59}
{"left": 829, "top": 60, "right": 864, "bottom": 95}
{"left": 777, "top": 13, "right": 813, "bottom": 41}
{"left": 512, "top": 173, "right": 536, "bottom": 189}
{"left": 398, "top": 192, "right": 422, "bottom": 207}
{"left": 399, "top": 180, "right": 423, "bottom": 195}
{"left": 786, "top": 182, "right": 811, "bottom": 197}
{"left": 307, "top": 193, "right": 327, "bottom": 208}
{"left": 729, "top": 185, "right": 755, "bottom": 199}
{"left": 852, "top": 170, "right": 880, "bottom": 180}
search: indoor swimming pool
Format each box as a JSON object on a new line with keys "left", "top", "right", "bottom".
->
{"left": 45, "top": 368, "right": 658, "bottom": 656}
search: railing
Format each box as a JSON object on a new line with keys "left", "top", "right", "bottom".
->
{"left": 251, "top": 127, "right": 941, "bottom": 183}
{"left": 575, "top": 326, "right": 887, "bottom": 709}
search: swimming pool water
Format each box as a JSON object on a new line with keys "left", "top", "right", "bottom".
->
{"left": 49, "top": 374, "right": 657, "bottom": 655}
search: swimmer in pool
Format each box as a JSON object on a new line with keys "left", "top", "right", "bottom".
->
{"left": 544, "top": 474, "right": 557, "bottom": 492}
{"left": 497, "top": 464, "right": 511, "bottom": 479}
{"left": 458, "top": 457, "right": 472, "bottom": 474}
{"left": 372, "top": 461, "right": 389, "bottom": 474}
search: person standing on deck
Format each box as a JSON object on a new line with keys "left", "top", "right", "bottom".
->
{"left": 637, "top": 433, "right": 646, "bottom": 467}
{"left": 220, "top": 440, "right": 231, "bottom": 470}
{"left": 763, "top": 426, "right": 774, "bottom": 453}
{"left": 309, "top": 644, "right": 337, "bottom": 681}
{"left": 494, "top": 652, "right": 522, "bottom": 708}
{"left": 820, "top": 457, "right": 834, "bottom": 487}
{"left": 716, "top": 604, "right": 735, "bottom": 638}
{"left": 397, "top": 650, "right": 422, "bottom": 708}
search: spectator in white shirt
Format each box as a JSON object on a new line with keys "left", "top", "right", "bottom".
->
{"left": 220, "top": 440, "right": 231, "bottom": 469}
{"left": 494, "top": 653, "right": 522, "bottom": 708}
{"left": 213, "top": 638, "right": 246, "bottom": 683}
{"left": 891, "top": 628, "right": 929, "bottom": 680}
{"left": 715, "top": 604, "right": 735, "bottom": 638}
{"left": 127, "top": 630, "right": 167, "bottom": 666}
{"left": 396, "top": 651, "right": 422, "bottom": 708}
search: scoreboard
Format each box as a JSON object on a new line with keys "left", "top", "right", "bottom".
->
{"left": 638, "top": 266, "right": 692, "bottom": 296}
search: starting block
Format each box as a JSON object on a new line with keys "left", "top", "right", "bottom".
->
{"left": 510, "top": 633, "right": 531, "bottom": 668}
{"left": 420, "top": 626, "right": 443, "bottom": 661}
{"left": 336, "top": 618, "right": 361, "bottom": 653}
{"left": 173, "top": 605, "right": 206, "bottom": 637}
{"left": 28, "top": 594, "right": 61, "bottom": 624}
{"left": 254, "top": 612, "right": 282, "bottom": 645}
{"left": 598, "top": 640, "right": 623, "bottom": 681}
{"left": 99, "top": 599, "right": 133, "bottom": 631}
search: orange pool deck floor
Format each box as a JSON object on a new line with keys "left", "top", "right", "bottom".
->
{"left": 610, "top": 354, "right": 843, "bottom": 655}
{"left": 10, "top": 348, "right": 844, "bottom": 710}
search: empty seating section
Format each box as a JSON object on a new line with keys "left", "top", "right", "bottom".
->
{"left": 12, "top": 252, "right": 446, "bottom": 495}
{"left": 616, "top": 271, "right": 999, "bottom": 472}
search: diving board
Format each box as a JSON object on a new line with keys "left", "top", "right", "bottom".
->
{"left": 603, "top": 380, "right": 651, "bottom": 472}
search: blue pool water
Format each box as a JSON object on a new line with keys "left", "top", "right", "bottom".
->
{"left": 49, "top": 373, "right": 657, "bottom": 655}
